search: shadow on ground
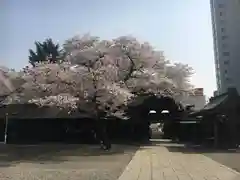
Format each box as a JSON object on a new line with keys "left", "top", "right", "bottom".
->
{"left": 0, "top": 144, "right": 139, "bottom": 168}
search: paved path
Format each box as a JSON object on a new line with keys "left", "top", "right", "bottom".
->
{"left": 118, "top": 143, "right": 240, "bottom": 180}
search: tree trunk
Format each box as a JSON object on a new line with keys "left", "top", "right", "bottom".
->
{"left": 89, "top": 66, "right": 111, "bottom": 150}
{"left": 94, "top": 118, "right": 111, "bottom": 150}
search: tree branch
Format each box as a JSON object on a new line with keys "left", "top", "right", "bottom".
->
{"left": 123, "top": 52, "right": 136, "bottom": 82}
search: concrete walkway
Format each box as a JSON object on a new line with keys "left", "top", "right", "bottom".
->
{"left": 118, "top": 142, "right": 240, "bottom": 180}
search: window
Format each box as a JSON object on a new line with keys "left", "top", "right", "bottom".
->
{"left": 216, "top": 71, "right": 221, "bottom": 79}
{"left": 217, "top": 78, "right": 221, "bottom": 89}
{"left": 221, "top": 35, "right": 228, "bottom": 40}
{"left": 226, "top": 77, "right": 232, "bottom": 82}
{"left": 224, "top": 70, "right": 228, "bottom": 74}
{"left": 218, "top": 4, "right": 225, "bottom": 8}
{"left": 224, "top": 60, "right": 229, "bottom": 65}
{"left": 219, "top": 12, "right": 224, "bottom": 16}
{"left": 223, "top": 52, "right": 230, "bottom": 56}
{"left": 221, "top": 27, "right": 225, "bottom": 32}
{"left": 222, "top": 43, "right": 228, "bottom": 48}
{"left": 220, "top": 20, "right": 225, "bottom": 24}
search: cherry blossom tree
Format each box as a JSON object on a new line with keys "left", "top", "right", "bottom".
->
{"left": 165, "top": 63, "right": 194, "bottom": 92}
{"left": 0, "top": 34, "right": 194, "bottom": 149}
{"left": 1, "top": 34, "right": 194, "bottom": 110}
{"left": 0, "top": 66, "right": 22, "bottom": 104}
{"left": 0, "top": 67, "right": 14, "bottom": 96}
{"left": 1, "top": 61, "right": 132, "bottom": 149}
{"left": 0, "top": 43, "right": 132, "bottom": 149}
{"left": 1, "top": 63, "right": 132, "bottom": 117}
{"left": 63, "top": 34, "right": 186, "bottom": 96}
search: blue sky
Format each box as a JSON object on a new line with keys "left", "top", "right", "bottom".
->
{"left": 0, "top": 0, "right": 216, "bottom": 97}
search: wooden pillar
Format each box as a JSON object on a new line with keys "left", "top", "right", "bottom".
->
{"left": 226, "top": 101, "right": 238, "bottom": 148}
{"left": 227, "top": 88, "right": 239, "bottom": 148}
{"left": 228, "top": 114, "right": 237, "bottom": 148}
{"left": 214, "top": 118, "right": 218, "bottom": 148}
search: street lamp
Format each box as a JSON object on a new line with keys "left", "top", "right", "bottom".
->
{"left": 161, "top": 110, "right": 169, "bottom": 114}
{"left": 149, "top": 110, "right": 156, "bottom": 114}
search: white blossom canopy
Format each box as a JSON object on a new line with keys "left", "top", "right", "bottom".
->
{"left": 0, "top": 34, "right": 194, "bottom": 114}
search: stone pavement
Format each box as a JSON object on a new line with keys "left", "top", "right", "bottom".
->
{"left": 118, "top": 142, "right": 240, "bottom": 180}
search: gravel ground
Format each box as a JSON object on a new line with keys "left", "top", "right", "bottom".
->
{"left": 0, "top": 144, "right": 139, "bottom": 180}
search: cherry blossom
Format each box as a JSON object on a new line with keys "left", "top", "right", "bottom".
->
{"left": 0, "top": 34, "right": 193, "bottom": 114}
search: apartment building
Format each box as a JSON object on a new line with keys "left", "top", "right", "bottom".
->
{"left": 210, "top": 0, "right": 240, "bottom": 94}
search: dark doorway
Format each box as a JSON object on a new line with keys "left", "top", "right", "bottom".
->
{"left": 126, "top": 93, "right": 183, "bottom": 140}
